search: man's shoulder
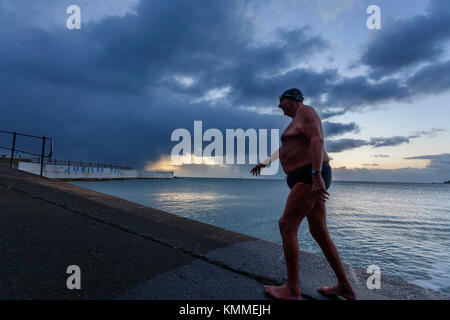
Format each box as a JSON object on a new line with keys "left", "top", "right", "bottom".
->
{"left": 295, "top": 105, "right": 318, "bottom": 120}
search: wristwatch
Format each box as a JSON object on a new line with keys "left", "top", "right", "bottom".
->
{"left": 311, "top": 169, "right": 321, "bottom": 175}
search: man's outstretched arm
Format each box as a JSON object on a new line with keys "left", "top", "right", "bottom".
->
{"left": 261, "top": 148, "right": 279, "bottom": 165}
{"left": 251, "top": 148, "right": 279, "bottom": 176}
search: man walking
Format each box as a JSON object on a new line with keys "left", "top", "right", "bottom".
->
{"left": 251, "top": 88, "right": 355, "bottom": 300}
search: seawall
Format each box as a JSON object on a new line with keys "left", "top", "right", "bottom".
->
{"left": 0, "top": 166, "right": 448, "bottom": 300}
{"left": 17, "top": 161, "right": 174, "bottom": 180}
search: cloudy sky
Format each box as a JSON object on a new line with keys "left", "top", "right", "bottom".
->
{"left": 0, "top": 0, "right": 449, "bottom": 182}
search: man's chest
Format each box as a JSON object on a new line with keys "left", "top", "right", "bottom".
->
{"left": 281, "top": 121, "right": 304, "bottom": 142}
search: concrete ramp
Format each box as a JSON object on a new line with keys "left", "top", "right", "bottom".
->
{"left": 0, "top": 166, "right": 447, "bottom": 300}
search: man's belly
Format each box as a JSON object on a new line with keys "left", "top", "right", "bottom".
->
{"left": 280, "top": 142, "right": 329, "bottom": 174}
{"left": 279, "top": 142, "right": 311, "bottom": 174}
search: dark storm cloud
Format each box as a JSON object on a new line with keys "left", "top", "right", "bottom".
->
{"left": 359, "top": 0, "right": 450, "bottom": 79}
{"left": 323, "top": 76, "right": 410, "bottom": 109}
{"left": 319, "top": 109, "right": 347, "bottom": 119}
{"left": 413, "top": 128, "right": 445, "bottom": 137}
{"left": 1, "top": 1, "right": 329, "bottom": 99}
{"left": 407, "top": 60, "right": 450, "bottom": 95}
{"left": 0, "top": 0, "right": 449, "bottom": 170}
{"left": 404, "top": 153, "right": 450, "bottom": 169}
{"left": 325, "top": 135, "right": 416, "bottom": 153}
{"left": 325, "top": 138, "right": 369, "bottom": 153}
{"left": 323, "top": 121, "right": 360, "bottom": 137}
{"left": 325, "top": 128, "right": 444, "bottom": 153}
{"left": 1, "top": 0, "right": 322, "bottom": 166}
{"left": 369, "top": 136, "right": 412, "bottom": 148}
{"left": 368, "top": 128, "right": 445, "bottom": 149}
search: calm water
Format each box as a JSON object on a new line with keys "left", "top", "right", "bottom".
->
{"left": 71, "top": 178, "right": 450, "bottom": 294}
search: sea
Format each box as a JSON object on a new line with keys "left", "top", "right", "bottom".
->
{"left": 71, "top": 178, "right": 450, "bottom": 294}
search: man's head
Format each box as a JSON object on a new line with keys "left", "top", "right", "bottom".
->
{"left": 279, "top": 88, "right": 304, "bottom": 103}
{"left": 278, "top": 88, "right": 304, "bottom": 117}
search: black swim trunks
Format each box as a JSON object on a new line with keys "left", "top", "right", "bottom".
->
{"left": 286, "top": 162, "right": 332, "bottom": 190}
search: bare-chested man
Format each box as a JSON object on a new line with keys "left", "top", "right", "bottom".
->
{"left": 251, "top": 88, "right": 355, "bottom": 300}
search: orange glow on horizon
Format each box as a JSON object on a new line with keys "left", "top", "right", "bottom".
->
{"left": 145, "top": 153, "right": 227, "bottom": 171}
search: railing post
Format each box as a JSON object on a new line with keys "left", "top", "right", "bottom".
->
{"left": 9, "top": 132, "right": 16, "bottom": 168}
{"left": 40, "top": 136, "right": 46, "bottom": 177}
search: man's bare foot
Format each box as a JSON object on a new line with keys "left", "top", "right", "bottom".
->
{"left": 318, "top": 284, "right": 356, "bottom": 300}
{"left": 264, "top": 284, "right": 302, "bottom": 300}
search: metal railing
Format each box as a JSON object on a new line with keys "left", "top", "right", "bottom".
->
{"left": 0, "top": 130, "right": 53, "bottom": 176}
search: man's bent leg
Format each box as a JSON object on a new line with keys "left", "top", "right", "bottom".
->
{"left": 265, "top": 183, "right": 317, "bottom": 300}
{"left": 307, "top": 201, "right": 356, "bottom": 300}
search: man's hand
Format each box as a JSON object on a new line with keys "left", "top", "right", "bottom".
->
{"left": 250, "top": 163, "right": 266, "bottom": 176}
{"left": 312, "top": 175, "right": 329, "bottom": 202}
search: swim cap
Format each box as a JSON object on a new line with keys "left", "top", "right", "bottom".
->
{"left": 279, "top": 88, "right": 304, "bottom": 102}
